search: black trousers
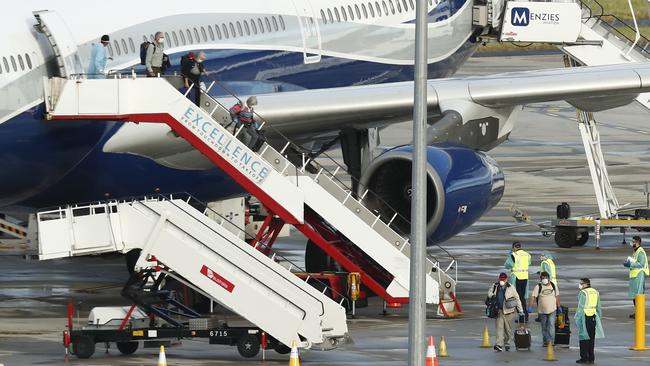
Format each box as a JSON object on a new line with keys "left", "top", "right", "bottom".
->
{"left": 515, "top": 279, "right": 528, "bottom": 321}
{"left": 579, "top": 315, "right": 596, "bottom": 362}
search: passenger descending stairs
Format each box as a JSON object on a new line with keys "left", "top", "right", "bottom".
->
{"left": 37, "top": 195, "right": 349, "bottom": 349}
{"left": 42, "top": 75, "right": 459, "bottom": 315}
{"left": 560, "top": 0, "right": 650, "bottom": 111}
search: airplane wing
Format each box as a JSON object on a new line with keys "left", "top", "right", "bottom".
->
{"left": 104, "top": 62, "right": 650, "bottom": 169}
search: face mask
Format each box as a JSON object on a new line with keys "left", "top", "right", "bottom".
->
{"left": 542, "top": 279, "right": 549, "bottom": 285}
{"left": 197, "top": 59, "right": 203, "bottom": 63}
{"left": 499, "top": 280, "right": 506, "bottom": 286}
{"left": 632, "top": 242, "right": 638, "bottom": 248}
{"left": 158, "top": 38, "right": 165, "bottom": 43}
{"left": 578, "top": 284, "right": 584, "bottom": 290}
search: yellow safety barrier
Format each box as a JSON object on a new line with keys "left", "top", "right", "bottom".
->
{"left": 631, "top": 294, "right": 649, "bottom": 351}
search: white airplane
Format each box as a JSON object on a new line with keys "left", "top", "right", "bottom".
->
{"left": 2, "top": 0, "right": 650, "bottom": 265}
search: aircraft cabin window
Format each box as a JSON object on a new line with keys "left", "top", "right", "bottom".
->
{"left": 107, "top": 44, "right": 114, "bottom": 58}
{"left": 128, "top": 38, "right": 135, "bottom": 53}
{"left": 257, "top": 18, "right": 265, "bottom": 33}
{"left": 272, "top": 17, "right": 279, "bottom": 31}
{"left": 143, "top": 36, "right": 148, "bottom": 43}
{"left": 340, "top": 7, "right": 348, "bottom": 21}
{"left": 382, "top": 1, "right": 389, "bottom": 15}
{"left": 0, "top": 62, "right": 2, "bottom": 74}
{"left": 18, "top": 54, "right": 24, "bottom": 70}
{"left": 186, "top": 29, "right": 193, "bottom": 44}
{"left": 396, "top": 0, "right": 402, "bottom": 13}
{"left": 222, "top": 24, "right": 230, "bottom": 39}
{"left": 362, "top": 3, "right": 368, "bottom": 18}
{"left": 321, "top": 9, "right": 327, "bottom": 24}
{"left": 194, "top": 28, "right": 200, "bottom": 43}
{"left": 208, "top": 25, "right": 215, "bottom": 40}
{"left": 237, "top": 21, "right": 243, "bottom": 37}
{"left": 348, "top": 5, "right": 355, "bottom": 20}
{"left": 229, "top": 22, "right": 236, "bottom": 37}
{"left": 244, "top": 21, "right": 250, "bottom": 36}
{"left": 389, "top": 0, "right": 396, "bottom": 14}
{"left": 368, "top": 2, "right": 375, "bottom": 17}
{"left": 376, "top": 2, "right": 383, "bottom": 16}
{"left": 2, "top": 57, "right": 8, "bottom": 73}
{"left": 356, "top": 4, "right": 362, "bottom": 19}
{"left": 334, "top": 7, "right": 341, "bottom": 22}
{"left": 264, "top": 18, "right": 271, "bottom": 32}
{"left": 402, "top": 0, "right": 409, "bottom": 11}
{"left": 201, "top": 27, "right": 208, "bottom": 42}
{"left": 215, "top": 24, "right": 223, "bottom": 39}
{"left": 121, "top": 39, "right": 128, "bottom": 54}
{"left": 164, "top": 33, "right": 171, "bottom": 48}
{"left": 113, "top": 40, "right": 121, "bottom": 56}
{"left": 327, "top": 8, "right": 334, "bottom": 23}
{"left": 409, "top": 0, "right": 415, "bottom": 10}
{"left": 10, "top": 56, "right": 17, "bottom": 71}
{"left": 172, "top": 31, "right": 179, "bottom": 46}
{"left": 179, "top": 30, "right": 186, "bottom": 45}
{"left": 251, "top": 19, "right": 258, "bottom": 34}
{"left": 279, "top": 15, "right": 286, "bottom": 30}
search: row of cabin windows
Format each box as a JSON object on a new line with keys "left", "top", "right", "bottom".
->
{"left": 321, "top": 0, "right": 434, "bottom": 23}
{"left": 106, "top": 16, "right": 286, "bottom": 58}
{"left": 0, "top": 53, "right": 33, "bottom": 74}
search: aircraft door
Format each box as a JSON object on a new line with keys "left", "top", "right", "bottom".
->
{"left": 33, "top": 10, "right": 85, "bottom": 78}
{"left": 292, "top": 0, "right": 322, "bottom": 64}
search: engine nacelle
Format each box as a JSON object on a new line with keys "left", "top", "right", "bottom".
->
{"left": 360, "top": 144, "right": 504, "bottom": 244}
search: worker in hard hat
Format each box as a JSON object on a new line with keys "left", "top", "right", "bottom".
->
{"left": 575, "top": 278, "right": 604, "bottom": 364}
{"left": 504, "top": 241, "right": 531, "bottom": 323}
{"left": 623, "top": 235, "right": 648, "bottom": 319}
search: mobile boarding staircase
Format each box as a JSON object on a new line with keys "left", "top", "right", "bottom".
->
{"left": 41, "top": 74, "right": 460, "bottom": 317}
{"left": 38, "top": 193, "right": 349, "bottom": 350}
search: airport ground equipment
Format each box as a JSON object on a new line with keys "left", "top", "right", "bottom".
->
{"left": 38, "top": 193, "right": 349, "bottom": 351}
{"left": 63, "top": 270, "right": 287, "bottom": 359}
{"left": 41, "top": 74, "right": 460, "bottom": 317}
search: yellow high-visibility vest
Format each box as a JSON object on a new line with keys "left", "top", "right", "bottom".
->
{"left": 542, "top": 258, "right": 557, "bottom": 283}
{"left": 512, "top": 250, "right": 531, "bottom": 280}
{"left": 581, "top": 287, "right": 599, "bottom": 316}
{"left": 630, "top": 247, "right": 650, "bottom": 278}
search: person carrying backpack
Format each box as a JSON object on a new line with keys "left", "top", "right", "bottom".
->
{"left": 181, "top": 51, "right": 207, "bottom": 106}
{"left": 143, "top": 32, "right": 165, "bottom": 77}
{"left": 486, "top": 272, "right": 524, "bottom": 352}
{"left": 528, "top": 271, "right": 560, "bottom": 346}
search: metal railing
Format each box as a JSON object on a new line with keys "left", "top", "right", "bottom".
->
{"left": 578, "top": 0, "right": 650, "bottom": 57}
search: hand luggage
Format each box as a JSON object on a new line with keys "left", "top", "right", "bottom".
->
{"left": 554, "top": 305, "right": 571, "bottom": 346}
{"left": 514, "top": 327, "right": 531, "bottom": 350}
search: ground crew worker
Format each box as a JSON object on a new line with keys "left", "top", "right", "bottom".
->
{"left": 575, "top": 278, "right": 604, "bottom": 364}
{"left": 540, "top": 251, "right": 557, "bottom": 286}
{"left": 624, "top": 235, "right": 648, "bottom": 319}
{"left": 504, "top": 241, "right": 531, "bottom": 322}
{"left": 487, "top": 272, "right": 524, "bottom": 352}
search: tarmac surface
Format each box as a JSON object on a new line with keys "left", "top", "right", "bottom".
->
{"left": 2, "top": 54, "right": 650, "bottom": 365}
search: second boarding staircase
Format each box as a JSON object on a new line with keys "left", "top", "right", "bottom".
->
{"left": 42, "top": 75, "right": 459, "bottom": 315}
{"left": 37, "top": 195, "right": 349, "bottom": 349}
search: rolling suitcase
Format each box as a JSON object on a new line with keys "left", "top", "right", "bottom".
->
{"left": 514, "top": 327, "right": 531, "bottom": 350}
{"left": 555, "top": 305, "right": 571, "bottom": 346}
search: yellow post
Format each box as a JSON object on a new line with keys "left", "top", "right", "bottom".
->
{"left": 480, "top": 325, "right": 491, "bottom": 348}
{"left": 632, "top": 294, "right": 649, "bottom": 351}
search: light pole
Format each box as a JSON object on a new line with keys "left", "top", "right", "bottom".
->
{"left": 408, "top": 0, "right": 428, "bottom": 365}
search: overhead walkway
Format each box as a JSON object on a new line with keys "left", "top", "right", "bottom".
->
{"left": 42, "top": 74, "right": 459, "bottom": 315}
{"left": 37, "top": 194, "right": 349, "bottom": 349}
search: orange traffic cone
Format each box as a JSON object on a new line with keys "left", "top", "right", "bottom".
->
{"left": 426, "top": 336, "right": 438, "bottom": 366}
{"left": 157, "top": 345, "right": 167, "bottom": 366}
{"left": 289, "top": 340, "right": 300, "bottom": 366}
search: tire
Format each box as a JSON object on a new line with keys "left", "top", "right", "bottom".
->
{"left": 274, "top": 343, "right": 291, "bottom": 355}
{"left": 72, "top": 335, "right": 95, "bottom": 359}
{"left": 305, "top": 240, "right": 339, "bottom": 272}
{"left": 575, "top": 231, "right": 589, "bottom": 246}
{"left": 125, "top": 249, "right": 142, "bottom": 276}
{"left": 236, "top": 334, "right": 260, "bottom": 358}
{"left": 554, "top": 227, "right": 577, "bottom": 248}
{"left": 116, "top": 341, "right": 139, "bottom": 355}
